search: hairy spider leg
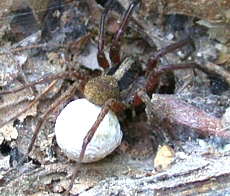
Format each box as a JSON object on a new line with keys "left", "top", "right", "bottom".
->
{"left": 15, "top": 80, "right": 86, "bottom": 168}
{"left": 97, "top": 0, "right": 141, "bottom": 68}
{"left": 1, "top": 80, "right": 59, "bottom": 177}
{"left": 109, "top": 0, "right": 141, "bottom": 65}
{"left": 97, "top": 0, "right": 116, "bottom": 69}
{"left": 146, "top": 38, "right": 194, "bottom": 74}
{"left": 64, "top": 2, "right": 143, "bottom": 193}
{"left": 64, "top": 99, "right": 123, "bottom": 195}
{"left": 145, "top": 62, "right": 209, "bottom": 93}
{"left": 133, "top": 38, "right": 210, "bottom": 105}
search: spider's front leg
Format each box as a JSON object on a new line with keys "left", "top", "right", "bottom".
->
{"left": 144, "top": 37, "right": 210, "bottom": 93}
{"left": 97, "top": 0, "right": 141, "bottom": 68}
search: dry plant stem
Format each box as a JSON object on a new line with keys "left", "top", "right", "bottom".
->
{"left": 0, "top": 80, "right": 57, "bottom": 128}
{"left": 0, "top": 70, "right": 89, "bottom": 95}
{"left": 0, "top": 43, "right": 68, "bottom": 55}
{"left": 137, "top": 89, "right": 229, "bottom": 139}
{"left": 0, "top": 31, "right": 90, "bottom": 56}
{"left": 152, "top": 95, "right": 228, "bottom": 137}
{"left": 64, "top": 99, "right": 123, "bottom": 196}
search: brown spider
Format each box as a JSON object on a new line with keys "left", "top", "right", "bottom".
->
{"left": 0, "top": 0, "right": 222, "bottom": 195}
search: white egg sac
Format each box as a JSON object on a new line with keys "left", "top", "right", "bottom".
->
{"left": 55, "top": 98, "right": 122, "bottom": 163}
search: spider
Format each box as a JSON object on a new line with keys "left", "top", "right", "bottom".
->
{"left": 0, "top": 0, "right": 214, "bottom": 195}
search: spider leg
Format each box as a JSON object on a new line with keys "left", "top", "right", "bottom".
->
{"left": 64, "top": 99, "right": 123, "bottom": 195}
{"left": 146, "top": 38, "right": 193, "bottom": 74}
{"left": 145, "top": 62, "right": 209, "bottom": 93}
{"left": 97, "top": 0, "right": 141, "bottom": 68}
{"left": 14, "top": 80, "right": 85, "bottom": 168}
{"left": 97, "top": 0, "right": 116, "bottom": 69}
{"left": 133, "top": 62, "right": 209, "bottom": 106}
{"left": 2, "top": 80, "right": 59, "bottom": 178}
{"left": 110, "top": 0, "right": 141, "bottom": 65}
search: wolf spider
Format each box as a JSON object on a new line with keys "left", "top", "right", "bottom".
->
{"left": 1, "top": 0, "right": 210, "bottom": 194}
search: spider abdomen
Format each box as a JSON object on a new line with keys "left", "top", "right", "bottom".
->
{"left": 84, "top": 75, "right": 120, "bottom": 106}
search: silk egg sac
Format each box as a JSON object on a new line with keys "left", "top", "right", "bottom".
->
{"left": 55, "top": 98, "right": 122, "bottom": 163}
